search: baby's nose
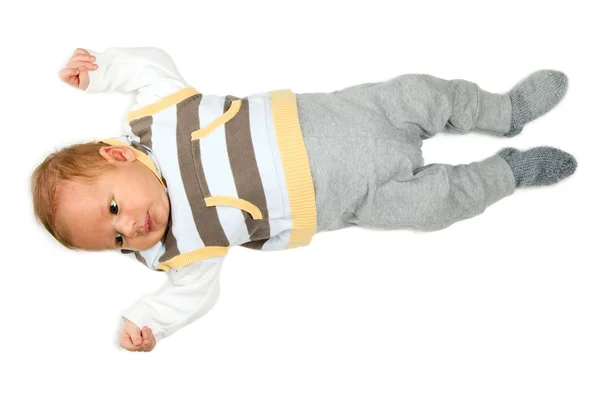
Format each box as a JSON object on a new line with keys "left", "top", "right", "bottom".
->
{"left": 118, "top": 216, "right": 140, "bottom": 237}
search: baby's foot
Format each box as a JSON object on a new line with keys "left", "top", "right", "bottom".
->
{"left": 505, "top": 70, "right": 568, "bottom": 137}
{"left": 498, "top": 147, "right": 577, "bottom": 187}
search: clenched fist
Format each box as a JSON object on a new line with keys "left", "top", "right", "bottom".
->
{"left": 120, "top": 318, "right": 157, "bottom": 352}
{"left": 59, "top": 48, "right": 98, "bottom": 90}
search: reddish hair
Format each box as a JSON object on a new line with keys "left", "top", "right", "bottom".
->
{"left": 31, "top": 141, "right": 114, "bottom": 249}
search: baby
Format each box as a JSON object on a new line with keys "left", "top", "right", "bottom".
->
{"left": 31, "top": 47, "right": 577, "bottom": 352}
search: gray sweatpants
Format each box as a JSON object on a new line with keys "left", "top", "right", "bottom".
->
{"left": 297, "top": 74, "right": 517, "bottom": 233}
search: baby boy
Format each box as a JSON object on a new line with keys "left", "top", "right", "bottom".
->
{"left": 31, "top": 47, "right": 577, "bottom": 352}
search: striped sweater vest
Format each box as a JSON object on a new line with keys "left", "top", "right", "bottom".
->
{"left": 101, "top": 88, "right": 317, "bottom": 272}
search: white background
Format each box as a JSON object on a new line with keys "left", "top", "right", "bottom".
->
{"left": 1, "top": 0, "right": 598, "bottom": 398}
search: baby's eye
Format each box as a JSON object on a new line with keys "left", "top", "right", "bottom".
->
{"left": 109, "top": 199, "right": 119, "bottom": 215}
{"left": 116, "top": 233, "right": 123, "bottom": 247}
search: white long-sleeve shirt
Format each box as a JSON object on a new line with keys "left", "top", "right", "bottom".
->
{"left": 85, "top": 47, "right": 225, "bottom": 342}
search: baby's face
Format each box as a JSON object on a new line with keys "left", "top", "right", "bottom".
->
{"left": 56, "top": 147, "right": 170, "bottom": 251}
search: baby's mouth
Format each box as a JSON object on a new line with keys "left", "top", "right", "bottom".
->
{"left": 145, "top": 212, "right": 153, "bottom": 232}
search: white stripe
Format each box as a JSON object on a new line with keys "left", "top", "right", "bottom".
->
{"left": 139, "top": 241, "right": 165, "bottom": 270}
{"left": 261, "top": 223, "right": 292, "bottom": 251}
{"left": 199, "top": 96, "right": 249, "bottom": 245}
{"left": 261, "top": 92, "right": 291, "bottom": 222}
{"left": 248, "top": 95, "right": 285, "bottom": 219}
{"left": 248, "top": 94, "right": 292, "bottom": 248}
{"left": 151, "top": 106, "right": 205, "bottom": 253}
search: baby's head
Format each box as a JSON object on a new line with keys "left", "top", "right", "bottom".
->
{"left": 31, "top": 142, "right": 170, "bottom": 252}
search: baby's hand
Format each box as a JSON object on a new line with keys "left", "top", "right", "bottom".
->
{"left": 120, "top": 318, "right": 156, "bottom": 352}
{"left": 59, "top": 48, "right": 98, "bottom": 90}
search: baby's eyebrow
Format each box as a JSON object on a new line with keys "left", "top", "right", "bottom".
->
{"left": 105, "top": 230, "right": 120, "bottom": 250}
{"left": 99, "top": 202, "right": 114, "bottom": 250}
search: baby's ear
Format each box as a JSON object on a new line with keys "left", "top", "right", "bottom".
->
{"left": 99, "top": 146, "right": 136, "bottom": 163}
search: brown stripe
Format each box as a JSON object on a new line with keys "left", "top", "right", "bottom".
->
{"left": 224, "top": 96, "right": 270, "bottom": 249}
{"left": 159, "top": 215, "right": 180, "bottom": 264}
{"left": 240, "top": 239, "right": 270, "bottom": 250}
{"left": 176, "top": 94, "right": 230, "bottom": 247}
{"left": 125, "top": 113, "right": 171, "bottom": 270}
{"left": 129, "top": 116, "right": 153, "bottom": 149}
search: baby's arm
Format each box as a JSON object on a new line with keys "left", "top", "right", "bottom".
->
{"left": 119, "top": 256, "right": 224, "bottom": 352}
{"left": 60, "top": 47, "right": 190, "bottom": 108}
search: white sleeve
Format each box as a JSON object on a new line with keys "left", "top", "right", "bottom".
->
{"left": 121, "top": 256, "right": 224, "bottom": 342}
{"left": 84, "top": 47, "right": 190, "bottom": 108}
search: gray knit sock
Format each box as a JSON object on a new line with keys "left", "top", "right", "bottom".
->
{"left": 505, "top": 70, "right": 568, "bottom": 137}
{"left": 498, "top": 147, "right": 577, "bottom": 187}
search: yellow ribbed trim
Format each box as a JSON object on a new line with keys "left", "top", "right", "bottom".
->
{"left": 204, "top": 196, "right": 263, "bottom": 220}
{"left": 191, "top": 100, "right": 242, "bottom": 140}
{"left": 269, "top": 89, "right": 317, "bottom": 248}
{"left": 157, "top": 246, "right": 229, "bottom": 271}
{"left": 99, "top": 138, "right": 165, "bottom": 188}
{"left": 127, "top": 88, "right": 200, "bottom": 122}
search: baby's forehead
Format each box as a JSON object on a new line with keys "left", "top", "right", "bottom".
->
{"left": 58, "top": 178, "right": 99, "bottom": 197}
{"left": 56, "top": 180, "right": 103, "bottom": 221}
{"left": 56, "top": 180, "right": 108, "bottom": 249}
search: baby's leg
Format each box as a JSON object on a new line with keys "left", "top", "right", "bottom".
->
{"left": 345, "top": 147, "right": 576, "bottom": 231}
{"left": 334, "top": 74, "right": 510, "bottom": 138}
{"left": 333, "top": 71, "right": 567, "bottom": 139}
